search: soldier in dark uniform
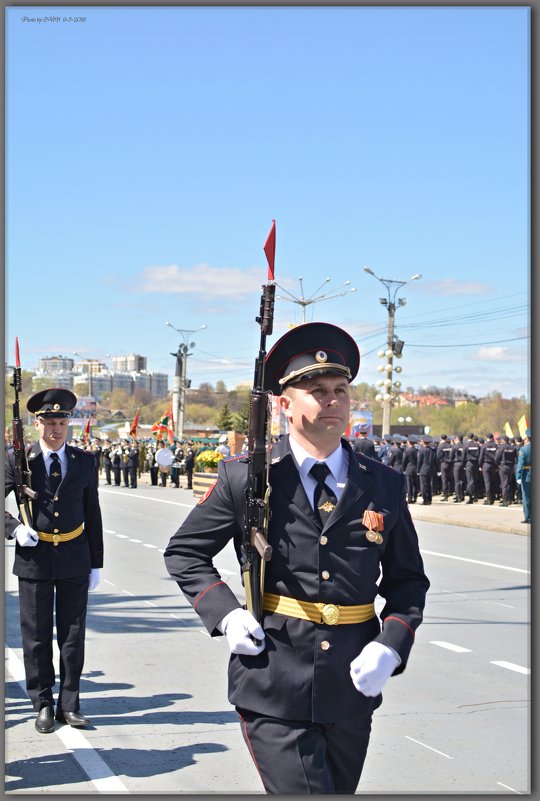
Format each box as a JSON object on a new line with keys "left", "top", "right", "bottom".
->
{"left": 102, "top": 438, "right": 113, "bottom": 485}
{"left": 451, "top": 435, "right": 465, "bottom": 502}
{"left": 417, "top": 436, "right": 436, "bottom": 505}
{"left": 120, "top": 439, "right": 130, "bottom": 487}
{"left": 184, "top": 443, "right": 195, "bottom": 490}
{"left": 4, "top": 389, "right": 103, "bottom": 734}
{"left": 495, "top": 436, "right": 517, "bottom": 506}
{"left": 479, "top": 433, "right": 498, "bottom": 504}
{"left": 387, "top": 437, "right": 404, "bottom": 472}
{"left": 461, "top": 432, "right": 481, "bottom": 504}
{"left": 110, "top": 442, "right": 122, "bottom": 486}
{"left": 127, "top": 440, "right": 139, "bottom": 488}
{"left": 164, "top": 322, "right": 429, "bottom": 795}
{"left": 377, "top": 435, "right": 392, "bottom": 466}
{"left": 402, "top": 436, "right": 419, "bottom": 503}
{"left": 436, "top": 434, "right": 453, "bottom": 500}
{"left": 352, "top": 424, "right": 377, "bottom": 459}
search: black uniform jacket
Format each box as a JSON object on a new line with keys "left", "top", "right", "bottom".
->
{"left": 5, "top": 443, "right": 104, "bottom": 580}
{"left": 164, "top": 435, "right": 429, "bottom": 724}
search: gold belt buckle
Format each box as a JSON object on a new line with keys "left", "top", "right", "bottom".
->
{"left": 52, "top": 534, "right": 61, "bottom": 546}
{"left": 321, "top": 603, "right": 340, "bottom": 625}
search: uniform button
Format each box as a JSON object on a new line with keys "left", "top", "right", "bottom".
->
{"left": 53, "top": 529, "right": 59, "bottom": 533}
{"left": 320, "top": 535, "right": 328, "bottom": 545}
{"left": 54, "top": 512, "right": 60, "bottom": 517}
{"left": 54, "top": 496, "right": 59, "bottom": 501}
{"left": 322, "top": 570, "right": 330, "bottom": 580}
{"left": 321, "top": 640, "right": 330, "bottom": 651}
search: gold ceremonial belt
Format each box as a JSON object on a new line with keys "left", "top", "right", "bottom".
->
{"left": 38, "top": 525, "right": 84, "bottom": 547}
{"left": 262, "top": 592, "right": 376, "bottom": 626}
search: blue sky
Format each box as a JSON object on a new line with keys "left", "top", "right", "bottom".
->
{"left": 6, "top": 5, "right": 530, "bottom": 399}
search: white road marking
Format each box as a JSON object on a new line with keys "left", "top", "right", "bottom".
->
{"left": 441, "top": 589, "right": 468, "bottom": 598}
{"left": 128, "top": 538, "right": 142, "bottom": 543}
{"left": 143, "top": 543, "right": 158, "bottom": 549}
{"left": 5, "top": 648, "right": 129, "bottom": 793}
{"left": 116, "top": 534, "right": 129, "bottom": 539}
{"left": 405, "top": 736, "right": 453, "bottom": 759}
{"left": 497, "top": 781, "right": 522, "bottom": 793}
{"left": 430, "top": 641, "right": 472, "bottom": 653}
{"left": 99, "top": 488, "right": 194, "bottom": 508}
{"left": 123, "top": 589, "right": 135, "bottom": 597}
{"left": 490, "top": 661, "right": 529, "bottom": 675}
{"left": 488, "top": 601, "right": 515, "bottom": 608}
{"left": 422, "top": 549, "right": 529, "bottom": 574}
{"left": 145, "top": 601, "right": 158, "bottom": 607}
{"left": 104, "top": 580, "right": 116, "bottom": 587}
{"left": 104, "top": 529, "right": 117, "bottom": 534}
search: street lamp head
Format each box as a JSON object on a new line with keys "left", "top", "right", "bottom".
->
{"left": 379, "top": 298, "right": 388, "bottom": 306}
{"left": 410, "top": 273, "right": 422, "bottom": 281}
{"left": 364, "top": 266, "right": 374, "bottom": 276}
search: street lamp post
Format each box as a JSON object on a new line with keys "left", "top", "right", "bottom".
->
{"left": 166, "top": 323, "right": 207, "bottom": 440}
{"left": 363, "top": 267, "right": 421, "bottom": 436}
{"left": 276, "top": 276, "right": 357, "bottom": 323}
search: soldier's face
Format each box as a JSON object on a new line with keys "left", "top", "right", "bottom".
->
{"left": 34, "top": 416, "right": 69, "bottom": 450}
{"left": 280, "top": 375, "right": 351, "bottom": 445}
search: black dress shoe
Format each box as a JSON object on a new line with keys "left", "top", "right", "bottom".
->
{"left": 35, "top": 704, "right": 55, "bottom": 734}
{"left": 55, "top": 710, "right": 91, "bottom": 727}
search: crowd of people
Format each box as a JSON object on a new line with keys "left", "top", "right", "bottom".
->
{"left": 351, "top": 427, "right": 531, "bottom": 523}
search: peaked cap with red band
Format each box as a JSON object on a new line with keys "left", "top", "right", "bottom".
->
{"left": 264, "top": 322, "right": 360, "bottom": 395}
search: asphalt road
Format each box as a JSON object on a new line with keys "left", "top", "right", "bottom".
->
{"left": 5, "top": 483, "right": 530, "bottom": 795}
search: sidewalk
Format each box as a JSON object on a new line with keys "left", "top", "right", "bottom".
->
{"left": 408, "top": 496, "right": 529, "bottom": 536}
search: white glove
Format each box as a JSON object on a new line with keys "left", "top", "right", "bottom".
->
{"left": 220, "top": 608, "right": 265, "bottom": 656}
{"left": 516, "top": 478, "right": 522, "bottom": 485}
{"left": 15, "top": 524, "right": 39, "bottom": 547}
{"left": 88, "top": 568, "right": 101, "bottom": 591}
{"left": 350, "top": 641, "right": 402, "bottom": 697}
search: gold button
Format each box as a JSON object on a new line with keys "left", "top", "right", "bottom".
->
{"left": 53, "top": 529, "right": 59, "bottom": 533}
{"left": 54, "top": 512, "right": 59, "bottom": 517}
{"left": 321, "top": 640, "right": 330, "bottom": 651}
{"left": 320, "top": 535, "right": 328, "bottom": 545}
{"left": 322, "top": 570, "right": 330, "bottom": 580}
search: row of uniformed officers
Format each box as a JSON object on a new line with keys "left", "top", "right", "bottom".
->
{"left": 353, "top": 431, "right": 527, "bottom": 506}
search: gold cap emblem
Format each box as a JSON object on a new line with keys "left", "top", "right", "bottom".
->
{"left": 315, "top": 350, "right": 328, "bottom": 363}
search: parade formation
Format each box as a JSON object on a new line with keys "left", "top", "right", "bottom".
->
{"left": 4, "top": 223, "right": 530, "bottom": 795}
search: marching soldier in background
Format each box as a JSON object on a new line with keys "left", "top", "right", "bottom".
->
{"left": 110, "top": 441, "right": 122, "bottom": 486}
{"left": 120, "top": 439, "right": 130, "bottom": 488}
{"left": 164, "top": 322, "right": 429, "bottom": 794}
{"left": 184, "top": 443, "right": 195, "bottom": 490}
{"left": 495, "top": 435, "right": 517, "bottom": 507}
{"left": 352, "top": 424, "right": 378, "bottom": 459}
{"left": 127, "top": 440, "right": 139, "bottom": 489}
{"left": 479, "top": 433, "right": 498, "bottom": 505}
{"left": 4, "top": 389, "right": 103, "bottom": 733}
{"left": 402, "top": 436, "right": 419, "bottom": 503}
{"left": 387, "top": 437, "right": 404, "bottom": 472}
{"left": 417, "top": 435, "right": 436, "bottom": 505}
{"left": 451, "top": 435, "right": 465, "bottom": 503}
{"left": 102, "top": 438, "right": 113, "bottom": 485}
{"left": 462, "top": 432, "right": 481, "bottom": 504}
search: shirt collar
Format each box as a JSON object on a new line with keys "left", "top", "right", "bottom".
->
{"left": 41, "top": 443, "right": 67, "bottom": 461}
{"left": 289, "top": 436, "right": 345, "bottom": 483}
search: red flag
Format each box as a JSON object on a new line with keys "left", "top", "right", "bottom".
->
{"left": 264, "top": 219, "right": 276, "bottom": 281}
{"left": 151, "top": 404, "right": 175, "bottom": 444}
{"left": 83, "top": 417, "right": 91, "bottom": 444}
{"left": 129, "top": 408, "right": 140, "bottom": 438}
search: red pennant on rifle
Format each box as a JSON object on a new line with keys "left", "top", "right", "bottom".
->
{"left": 264, "top": 220, "right": 276, "bottom": 281}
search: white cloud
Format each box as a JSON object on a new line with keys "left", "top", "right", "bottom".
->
{"left": 419, "top": 279, "right": 495, "bottom": 296}
{"left": 472, "top": 346, "right": 524, "bottom": 363}
{"left": 137, "top": 263, "right": 264, "bottom": 298}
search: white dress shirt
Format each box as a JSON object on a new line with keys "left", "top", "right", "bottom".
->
{"left": 41, "top": 443, "right": 68, "bottom": 481}
{"left": 288, "top": 436, "right": 349, "bottom": 510}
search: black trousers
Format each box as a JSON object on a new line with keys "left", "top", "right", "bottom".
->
{"left": 18, "top": 574, "right": 89, "bottom": 712}
{"left": 237, "top": 701, "right": 380, "bottom": 794}
{"left": 128, "top": 464, "right": 137, "bottom": 488}
{"left": 419, "top": 474, "right": 432, "bottom": 503}
{"left": 104, "top": 462, "right": 112, "bottom": 484}
{"left": 405, "top": 473, "right": 418, "bottom": 502}
{"left": 453, "top": 465, "right": 464, "bottom": 500}
{"left": 464, "top": 463, "right": 480, "bottom": 498}
{"left": 440, "top": 463, "right": 453, "bottom": 496}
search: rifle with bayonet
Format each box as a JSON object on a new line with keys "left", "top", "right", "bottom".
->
{"left": 10, "top": 338, "right": 38, "bottom": 526}
{"left": 242, "top": 221, "right": 276, "bottom": 624}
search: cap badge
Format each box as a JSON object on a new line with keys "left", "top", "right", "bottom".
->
{"left": 315, "top": 351, "right": 328, "bottom": 363}
{"left": 53, "top": 404, "right": 60, "bottom": 410}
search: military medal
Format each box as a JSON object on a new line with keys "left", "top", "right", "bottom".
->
{"left": 362, "top": 510, "right": 384, "bottom": 544}
{"left": 318, "top": 500, "right": 336, "bottom": 514}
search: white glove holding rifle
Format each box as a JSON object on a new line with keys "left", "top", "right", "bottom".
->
{"left": 14, "top": 524, "right": 39, "bottom": 547}
{"left": 219, "top": 608, "right": 265, "bottom": 655}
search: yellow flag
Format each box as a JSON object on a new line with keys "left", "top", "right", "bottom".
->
{"left": 504, "top": 422, "right": 514, "bottom": 438}
{"left": 517, "top": 415, "right": 528, "bottom": 438}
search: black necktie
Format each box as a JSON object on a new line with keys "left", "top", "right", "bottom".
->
{"left": 309, "top": 462, "right": 338, "bottom": 527}
{"left": 48, "top": 452, "right": 62, "bottom": 492}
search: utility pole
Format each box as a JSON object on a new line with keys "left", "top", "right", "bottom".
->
{"left": 165, "top": 323, "right": 207, "bottom": 439}
{"left": 363, "top": 267, "right": 422, "bottom": 436}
